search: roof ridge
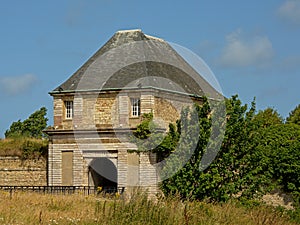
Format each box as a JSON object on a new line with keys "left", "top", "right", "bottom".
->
{"left": 144, "top": 34, "right": 164, "bottom": 42}
{"left": 115, "top": 29, "right": 164, "bottom": 42}
{"left": 116, "top": 29, "right": 142, "bottom": 33}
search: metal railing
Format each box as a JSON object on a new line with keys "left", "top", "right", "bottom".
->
{"left": 0, "top": 186, "right": 125, "bottom": 195}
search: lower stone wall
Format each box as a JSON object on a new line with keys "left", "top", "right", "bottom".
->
{"left": 0, "top": 157, "right": 47, "bottom": 186}
{"left": 139, "top": 152, "right": 158, "bottom": 197}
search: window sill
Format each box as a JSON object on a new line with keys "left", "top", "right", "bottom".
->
{"left": 63, "top": 118, "right": 73, "bottom": 121}
{"left": 129, "top": 116, "right": 140, "bottom": 119}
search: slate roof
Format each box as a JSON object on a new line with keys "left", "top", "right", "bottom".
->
{"left": 50, "top": 29, "right": 221, "bottom": 99}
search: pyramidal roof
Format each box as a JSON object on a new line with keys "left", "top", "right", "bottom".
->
{"left": 50, "top": 29, "right": 220, "bottom": 99}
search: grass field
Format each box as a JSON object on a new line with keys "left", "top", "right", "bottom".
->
{"left": 0, "top": 190, "right": 298, "bottom": 225}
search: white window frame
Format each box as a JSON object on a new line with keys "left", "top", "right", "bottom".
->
{"left": 65, "top": 101, "right": 74, "bottom": 119}
{"left": 130, "top": 98, "right": 140, "bottom": 117}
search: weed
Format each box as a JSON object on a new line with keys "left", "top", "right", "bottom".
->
{"left": 0, "top": 190, "right": 298, "bottom": 225}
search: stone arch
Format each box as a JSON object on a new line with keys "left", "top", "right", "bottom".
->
{"left": 88, "top": 157, "right": 117, "bottom": 191}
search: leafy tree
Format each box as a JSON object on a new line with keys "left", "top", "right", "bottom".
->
{"left": 160, "top": 95, "right": 272, "bottom": 201}
{"left": 253, "top": 108, "right": 283, "bottom": 128}
{"left": 131, "top": 113, "right": 165, "bottom": 152}
{"left": 197, "top": 96, "right": 272, "bottom": 201}
{"left": 22, "top": 107, "right": 48, "bottom": 138}
{"left": 4, "top": 120, "right": 23, "bottom": 138}
{"left": 159, "top": 99, "right": 212, "bottom": 199}
{"left": 133, "top": 113, "right": 155, "bottom": 140}
{"left": 252, "top": 105, "right": 300, "bottom": 206}
{"left": 286, "top": 104, "right": 300, "bottom": 125}
{"left": 5, "top": 107, "right": 48, "bottom": 139}
{"left": 131, "top": 97, "right": 300, "bottom": 207}
{"left": 154, "top": 122, "right": 180, "bottom": 162}
{"left": 257, "top": 123, "right": 300, "bottom": 207}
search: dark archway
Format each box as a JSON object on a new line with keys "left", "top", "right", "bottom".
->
{"left": 89, "top": 157, "right": 117, "bottom": 191}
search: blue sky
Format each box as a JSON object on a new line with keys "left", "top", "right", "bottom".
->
{"left": 0, "top": 0, "right": 300, "bottom": 137}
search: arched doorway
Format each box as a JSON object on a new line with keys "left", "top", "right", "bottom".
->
{"left": 88, "top": 157, "right": 117, "bottom": 192}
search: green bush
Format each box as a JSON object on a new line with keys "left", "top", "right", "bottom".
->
{"left": 258, "top": 124, "right": 300, "bottom": 207}
{"left": 153, "top": 95, "right": 300, "bottom": 208}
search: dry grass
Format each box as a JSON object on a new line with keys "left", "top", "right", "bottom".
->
{"left": 0, "top": 137, "right": 47, "bottom": 158}
{"left": 0, "top": 138, "right": 23, "bottom": 157}
{"left": 0, "top": 190, "right": 298, "bottom": 225}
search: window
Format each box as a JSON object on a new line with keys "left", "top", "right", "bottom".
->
{"left": 65, "top": 101, "right": 73, "bottom": 119}
{"left": 130, "top": 98, "right": 140, "bottom": 117}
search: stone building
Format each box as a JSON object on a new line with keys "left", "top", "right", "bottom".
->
{"left": 45, "top": 29, "right": 219, "bottom": 195}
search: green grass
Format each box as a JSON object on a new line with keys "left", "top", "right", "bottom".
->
{"left": 0, "top": 190, "right": 298, "bottom": 225}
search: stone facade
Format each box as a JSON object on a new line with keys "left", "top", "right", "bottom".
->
{"left": 46, "top": 89, "right": 198, "bottom": 195}
{"left": 0, "top": 157, "right": 47, "bottom": 186}
{"left": 45, "top": 29, "right": 213, "bottom": 196}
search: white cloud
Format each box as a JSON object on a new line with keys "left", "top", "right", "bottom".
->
{"left": 0, "top": 74, "right": 38, "bottom": 96}
{"left": 218, "top": 29, "right": 274, "bottom": 68}
{"left": 278, "top": 0, "right": 300, "bottom": 25}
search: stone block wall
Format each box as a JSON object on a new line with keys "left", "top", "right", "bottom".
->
{"left": 48, "top": 140, "right": 85, "bottom": 186}
{"left": 48, "top": 89, "right": 200, "bottom": 196}
{"left": 139, "top": 152, "right": 158, "bottom": 197}
{"left": 0, "top": 156, "right": 47, "bottom": 186}
{"left": 154, "top": 92, "right": 199, "bottom": 130}
{"left": 53, "top": 93, "right": 119, "bottom": 130}
{"left": 95, "top": 93, "right": 118, "bottom": 126}
{"left": 52, "top": 90, "right": 196, "bottom": 131}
